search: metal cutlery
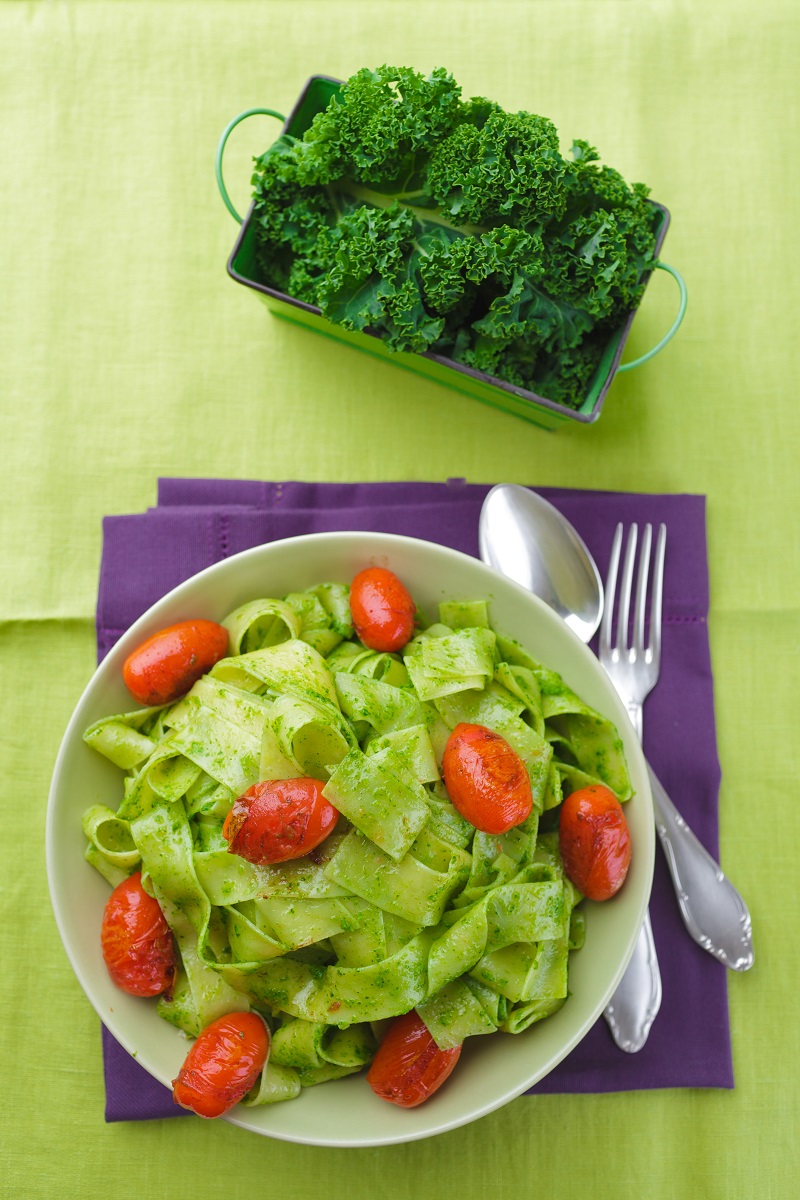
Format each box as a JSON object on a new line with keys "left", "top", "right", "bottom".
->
{"left": 603, "top": 522, "right": 754, "bottom": 972}
{"left": 599, "top": 523, "right": 665, "bottom": 1051}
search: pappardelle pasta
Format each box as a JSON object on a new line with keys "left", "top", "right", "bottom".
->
{"left": 83, "top": 572, "right": 632, "bottom": 1114}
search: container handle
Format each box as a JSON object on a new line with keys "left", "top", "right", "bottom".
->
{"left": 215, "top": 108, "right": 286, "bottom": 223}
{"left": 616, "top": 262, "right": 687, "bottom": 372}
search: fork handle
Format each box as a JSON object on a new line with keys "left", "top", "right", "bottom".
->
{"left": 602, "top": 909, "right": 662, "bottom": 1052}
{"left": 603, "top": 695, "right": 661, "bottom": 1050}
{"left": 648, "top": 765, "right": 754, "bottom": 971}
{"left": 624, "top": 701, "right": 643, "bottom": 741}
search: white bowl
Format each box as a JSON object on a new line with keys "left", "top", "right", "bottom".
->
{"left": 47, "top": 531, "right": 653, "bottom": 1146}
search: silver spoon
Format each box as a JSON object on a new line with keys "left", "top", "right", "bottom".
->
{"left": 479, "top": 483, "right": 604, "bottom": 643}
{"left": 480, "top": 484, "right": 755, "bottom": 972}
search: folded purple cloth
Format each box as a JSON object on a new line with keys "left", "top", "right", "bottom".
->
{"left": 97, "top": 479, "right": 732, "bottom": 1122}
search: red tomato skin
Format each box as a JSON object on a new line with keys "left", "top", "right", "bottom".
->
{"left": 367, "top": 1011, "right": 461, "bottom": 1108}
{"left": 442, "top": 723, "right": 533, "bottom": 835}
{"left": 223, "top": 778, "right": 339, "bottom": 866}
{"left": 559, "top": 785, "right": 631, "bottom": 901}
{"left": 100, "top": 871, "right": 176, "bottom": 997}
{"left": 122, "top": 620, "right": 229, "bottom": 706}
{"left": 172, "top": 1012, "right": 269, "bottom": 1119}
{"left": 349, "top": 567, "right": 415, "bottom": 653}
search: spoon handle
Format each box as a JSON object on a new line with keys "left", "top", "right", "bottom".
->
{"left": 648, "top": 766, "right": 754, "bottom": 971}
{"left": 602, "top": 910, "right": 662, "bottom": 1053}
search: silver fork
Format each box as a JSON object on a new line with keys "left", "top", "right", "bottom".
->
{"left": 601, "top": 523, "right": 665, "bottom": 742}
{"left": 600, "top": 523, "right": 664, "bottom": 1052}
{"left": 601, "top": 524, "right": 753, "bottom": 1041}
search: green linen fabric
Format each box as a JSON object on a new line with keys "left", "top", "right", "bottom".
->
{"left": 1, "top": 1, "right": 797, "bottom": 1197}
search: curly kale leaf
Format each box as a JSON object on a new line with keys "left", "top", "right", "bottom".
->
{"left": 251, "top": 146, "right": 338, "bottom": 297}
{"left": 522, "top": 337, "right": 607, "bottom": 409}
{"left": 548, "top": 146, "right": 658, "bottom": 317}
{"left": 314, "top": 204, "right": 449, "bottom": 353}
{"left": 542, "top": 210, "right": 646, "bottom": 323}
{"left": 287, "top": 65, "right": 464, "bottom": 190}
{"left": 425, "top": 105, "right": 568, "bottom": 226}
{"left": 418, "top": 226, "right": 543, "bottom": 318}
{"left": 474, "top": 275, "right": 594, "bottom": 351}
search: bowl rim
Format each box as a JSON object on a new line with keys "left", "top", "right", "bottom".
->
{"left": 46, "top": 529, "right": 654, "bottom": 1145}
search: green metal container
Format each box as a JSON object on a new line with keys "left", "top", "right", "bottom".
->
{"left": 218, "top": 76, "right": 687, "bottom": 431}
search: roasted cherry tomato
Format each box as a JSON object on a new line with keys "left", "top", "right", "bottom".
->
{"left": 559, "top": 784, "right": 631, "bottom": 901}
{"left": 367, "top": 1010, "right": 461, "bottom": 1108}
{"left": 172, "top": 1011, "right": 269, "bottom": 1119}
{"left": 100, "top": 871, "right": 176, "bottom": 997}
{"left": 442, "top": 722, "right": 533, "bottom": 835}
{"left": 349, "top": 566, "right": 415, "bottom": 653}
{"left": 122, "top": 619, "right": 229, "bottom": 706}
{"left": 223, "top": 778, "right": 339, "bottom": 865}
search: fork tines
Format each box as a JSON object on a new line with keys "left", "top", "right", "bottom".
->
{"left": 601, "top": 522, "right": 667, "bottom": 661}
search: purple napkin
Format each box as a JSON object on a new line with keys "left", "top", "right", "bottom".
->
{"left": 97, "top": 479, "right": 732, "bottom": 1122}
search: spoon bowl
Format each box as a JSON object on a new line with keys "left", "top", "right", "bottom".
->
{"left": 479, "top": 484, "right": 604, "bottom": 645}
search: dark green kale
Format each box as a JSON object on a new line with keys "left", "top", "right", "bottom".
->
{"left": 251, "top": 66, "right": 659, "bottom": 409}
{"left": 426, "top": 102, "right": 568, "bottom": 225}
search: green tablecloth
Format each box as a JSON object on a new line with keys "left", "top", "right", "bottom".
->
{"left": 1, "top": 2, "right": 797, "bottom": 1196}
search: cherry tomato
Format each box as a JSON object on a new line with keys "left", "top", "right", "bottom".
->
{"left": 100, "top": 871, "right": 176, "bottom": 997}
{"left": 349, "top": 566, "right": 415, "bottom": 653}
{"left": 122, "top": 619, "right": 229, "bottom": 706}
{"left": 367, "top": 1010, "right": 461, "bottom": 1108}
{"left": 172, "top": 1011, "right": 269, "bottom": 1119}
{"left": 223, "top": 778, "right": 339, "bottom": 866}
{"left": 442, "top": 722, "right": 532, "bottom": 835}
{"left": 559, "top": 784, "right": 631, "bottom": 901}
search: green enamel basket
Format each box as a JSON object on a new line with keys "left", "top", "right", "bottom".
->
{"left": 217, "top": 76, "right": 687, "bottom": 431}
